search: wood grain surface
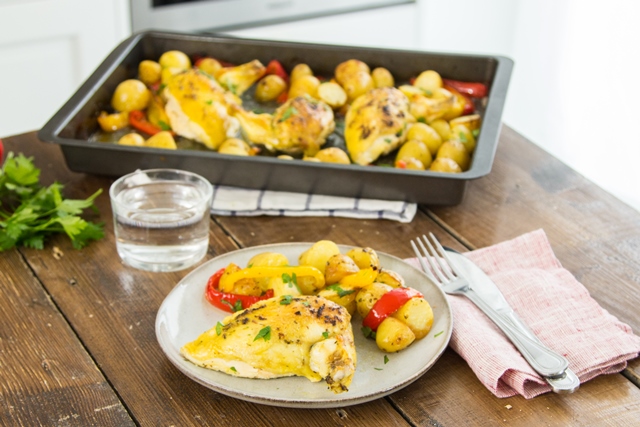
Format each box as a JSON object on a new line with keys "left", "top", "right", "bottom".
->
{"left": 1, "top": 130, "right": 639, "bottom": 426}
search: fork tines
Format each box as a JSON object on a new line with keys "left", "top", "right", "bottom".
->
{"left": 411, "top": 233, "right": 457, "bottom": 285}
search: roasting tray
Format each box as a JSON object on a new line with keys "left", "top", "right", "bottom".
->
{"left": 38, "top": 31, "right": 512, "bottom": 205}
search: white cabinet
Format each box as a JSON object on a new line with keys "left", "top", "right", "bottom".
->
{"left": 0, "top": 0, "right": 131, "bottom": 137}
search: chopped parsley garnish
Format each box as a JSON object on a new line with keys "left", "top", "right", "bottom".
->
{"left": 326, "top": 284, "right": 355, "bottom": 298}
{"left": 374, "top": 368, "right": 383, "bottom": 371}
{"left": 421, "top": 89, "right": 433, "bottom": 96}
{"left": 158, "top": 120, "right": 171, "bottom": 131}
{"left": 458, "top": 132, "right": 468, "bottom": 143}
{"left": 302, "top": 301, "right": 310, "bottom": 307}
{"left": 384, "top": 355, "right": 389, "bottom": 364}
{"left": 230, "top": 367, "right": 237, "bottom": 372}
{"left": 472, "top": 129, "right": 480, "bottom": 137}
{"left": 215, "top": 321, "right": 224, "bottom": 335}
{"left": 417, "top": 117, "right": 427, "bottom": 124}
{"left": 280, "top": 295, "right": 293, "bottom": 305}
{"left": 254, "top": 326, "right": 271, "bottom": 341}
{"left": 282, "top": 273, "right": 300, "bottom": 291}
{"left": 252, "top": 109, "right": 264, "bottom": 114}
{"left": 205, "top": 100, "right": 213, "bottom": 105}
{"left": 279, "top": 106, "right": 298, "bottom": 122}
{"left": 361, "top": 326, "right": 376, "bottom": 339}
{"left": 322, "top": 331, "right": 329, "bottom": 339}
{"left": 226, "top": 80, "right": 239, "bottom": 95}
{"left": 434, "top": 331, "right": 444, "bottom": 338}
{"left": 384, "top": 138, "right": 392, "bottom": 144}
{"left": 222, "top": 299, "right": 243, "bottom": 312}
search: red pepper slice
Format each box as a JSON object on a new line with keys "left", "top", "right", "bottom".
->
{"left": 276, "top": 91, "right": 288, "bottom": 104}
{"left": 129, "top": 110, "right": 165, "bottom": 136}
{"left": 265, "top": 59, "right": 289, "bottom": 82}
{"left": 442, "top": 79, "right": 487, "bottom": 98}
{"left": 362, "top": 287, "right": 423, "bottom": 331}
{"left": 444, "top": 84, "right": 475, "bottom": 115}
{"left": 205, "top": 267, "right": 274, "bottom": 313}
{"left": 0, "top": 138, "right": 4, "bottom": 166}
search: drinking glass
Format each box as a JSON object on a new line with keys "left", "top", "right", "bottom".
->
{"left": 109, "top": 169, "right": 213, "bottom": 272}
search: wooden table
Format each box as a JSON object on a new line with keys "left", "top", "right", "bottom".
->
{"left": 2, "top": 127, "right": 639, "bottom": 426}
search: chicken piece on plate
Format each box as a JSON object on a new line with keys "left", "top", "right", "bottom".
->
{"left": 180, "top": 295, "right": 357, "bottom": 393}
{"left": 345, "top": 87, "right": 414, "bottom": 165}
{"left": 164, "top": 69, "right": 240, "bottom": 150}
{"left": 234, "top": 96, "right": 335, "bottom": 156}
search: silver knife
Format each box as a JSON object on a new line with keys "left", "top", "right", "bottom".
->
{"left": 444, "top": 249, "right": 580, "bottom": 394}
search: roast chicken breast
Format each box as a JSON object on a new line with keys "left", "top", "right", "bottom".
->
{"left": 164, "top": 69, "right": 240, "bottom": 150}
{"left": 181, "top": 295, "right": 357, "bottom": 393}
{"left": 234, "top": 96, "right": 335, "bottom": 156}
{"left": 345, "top": 87, "right": 414, "bottom": 165}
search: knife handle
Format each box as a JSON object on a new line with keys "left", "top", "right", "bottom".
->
{"left": 464, "top": 289, "right": 569, "bottom": 378}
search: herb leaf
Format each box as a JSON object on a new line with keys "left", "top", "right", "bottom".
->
{"left": 215, "top": 321, "right": 224, "bottom": 335}
{"left": 326, "top": 284, "right": 355, "bottom": 298}
{"left": 279, "top": 106, "right": 298, "bottom": 122}
{"left": 434, "top": 330, "right": 444, "bottom": 338}
{"left": 280, "top": 295, "right": 293, "bottom": 305}
{"left": 361, "top": 326, "right": 376, "bottom": 339}
{"left": 322, "top": 331, "right": 329, "bottom": 339}
{"left": 254, "top": 326, "right": 271, "bottom": 341}
{"left": 384, "top": 355, "right": 389, "bottom": 364}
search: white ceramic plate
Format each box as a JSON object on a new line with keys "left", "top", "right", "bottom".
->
{"left": 155, "top": 243, "right": 453, "bottom": 408}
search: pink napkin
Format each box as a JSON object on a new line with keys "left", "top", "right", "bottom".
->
{"left": 407, "top": 229, "right": 640, "bottom": 398}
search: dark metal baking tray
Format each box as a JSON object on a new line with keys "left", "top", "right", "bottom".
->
{"left": 38, "top": 31, "right": 512, "bottom": 205}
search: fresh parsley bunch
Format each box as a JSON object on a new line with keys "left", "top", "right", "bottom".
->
{"left": 0, "top": 152, "right": 104, "bottom": 251}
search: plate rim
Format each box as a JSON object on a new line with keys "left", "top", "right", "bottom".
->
{"left": 155, "top": 242, "right": 453, "bottom": 408}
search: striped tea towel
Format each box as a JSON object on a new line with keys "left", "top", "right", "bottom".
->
{"left": 210, "top": 185, "right": 417, "bottom": 223}
{"left": 406, "top": 229, "right": 640, "bottom": 398}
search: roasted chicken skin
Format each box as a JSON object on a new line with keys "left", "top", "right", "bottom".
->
{"left": 345, "top": 87, "right": 414, "bottom": 165}
{"left": 181, "top": 295, "right": 357, "bottom": 393}
{"left": 234, "top": 96, "right": 335, "bottom": 156}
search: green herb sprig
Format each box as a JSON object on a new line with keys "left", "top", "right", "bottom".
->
{"left": 0, "top": 153, "right": 104, "bottom": 251}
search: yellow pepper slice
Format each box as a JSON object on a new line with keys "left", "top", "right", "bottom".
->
{"left": 219, "top": 265, "right": 325, "bottom": 293}
{"left": 339, "top": 268, "right": 377, "bottom": 287}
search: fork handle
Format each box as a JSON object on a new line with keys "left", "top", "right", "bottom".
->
{"left": 464, "top": 289, "right": 569, "bottom": 378}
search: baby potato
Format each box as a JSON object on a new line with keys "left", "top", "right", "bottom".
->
{"left": 269, "top": 276, "right": 303, "bottom": 298}
{"left": 288, "top": 74, "right": 320, "bottom": 99}
{"left": 406, "top": 123, "right": 442, "bottom": 156}
{"left": 317, "top": 82, "right": 347, "bottom": 109}
{"left": 346, "top": 247, "right": 380, "bottom": 271}
{"left": 375, "top": 268, "right": 405, "bottom": 288}
{"left": 218, "top": 138, "right": 251, "bottom": 156}
{"left": 341, "top": 71, "right": 374, "bottom": 102}
{"left": 145, "top": 131, "right": 177, "bottom": 149}
{"left": 290, "top": 63, "right": 313, "bottom": 82}
{"left": 117, "top": 133, "right": 145, "bottom": 147}
{"left": 196, "top": 57, "right": 222, "bottom": 76}
{"left": 413, "top": 70, "right": 443, "bottom": 94}
{"left": 429, "top": 157, "right": 462, "bottom": 173}
{"left": 429, "top": 119, "right": 452, "bottom": 141}
{"left": 356, "top": 282, "right": 393, "bottom": 318}
{"left": 255, "top": 74, "right": 287, "bottom": 102}
{"left": 314, "top": 147, "right": 351, "bottom": 164}
{"left": 397, "top": 158, "right": 425, "bottom": 170}
{"left": 335, "top": 59, "right": 370, "bottom": 83}
{"left": 396, "top": 140, "right": 432, "bottom": 169}
{"left": 450, "top": 123, "right": 476, "bottom": 153}
{"left": 138, "top": 60, "right": 161, "bottom": 85}
{"left": 316, "top": 285, "right": 358, "bottom": 315}
{"left": 299, "top": 240, "right": 341, "bottom": 276}
{"left": 376, "top": 317, "right": 416, "bottom": 352}
{"left": 111, "top": 79, "right": 151, "bottom": 112}
{"left": 159, "top": 50, "right": 191, "bottom": 70}
{"left": 371, "top": 67, "right": 394, "bottom": 88}
{"left": 325, "top": 254, "right": 360, "bottom": 285}
{"left": 247, "top": 252, "right": 289, "bottom": 268}
{"left": 450, "top": 114, "right": 481, "bottom": 132}
{"left": 398, "top": 84, "right": 424, "bottom": 98}
{"left": 437, "top": 140, "right": 470, "bottom": 171}
{"left": 97, "top": 111, "right": 129, "bottom": 132}
{"left": 391, "top": 297, "right": 434, "bottom": 339}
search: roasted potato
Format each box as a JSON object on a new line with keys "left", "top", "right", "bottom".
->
{"left": 356, "top": 282, "right": 393, "bottom": 318}
{"left": 159, "top": 50, "right": 191, "bottom": 70}
{"left": 376, "top": 317, "right": 416, "bottom": 352}
{"left": 429, "top": 157, "right": 462, "bottom": 173}
{"left": 429, "top": 119, "right": 452, "bottom": 141}
{"left": 97, "top": 111, "right": 129, "bottom": 132}
{"left": 436, "top": 140, "right": 470, "bottom": 171}
{"left": 391, "top": 297, "right": 434, "bottom": 339}
{"left": 335, "top": 59, "right": 373, "bottom": 102}
{"left": 413, "top": 70, "right": 443, "bottom": 94}
{"left": 450, "top": 123, "right": 476, "bottom": 153}
{"left": 346, "top": 247, "right": 380, "bottom": 271}
{"left": 247, "top": 252, "right": 289, "bottom": 268}
{"left": 111, "top": 79, "right": 151, "bottom": 112}
{"left": 395, "top": 139, "right": 432, "bottom": 169}
{"left": 117, "top": 133, "right": 145, "bottom": 146}
{"left": 218, "top": 138, "right": 251, "bottom": 156}
{"left": 288, "top": 74, "right": 320, "bottom": 99}
{"left": 138, "top": 60, "right": 161, "bottom": 85}
{"left": 298, "top": 240, "right": 341, "bottom": 276}
{"left": 450, "top": 114, "right": 481, "bottom": 132}
{"left": 290, "top": 63, "right": 313, "bottom": 82}
{"left": 255, "top": 74, "right": 287, "bottom": 102}
{"left": 372, "top": 67, "right": 394, "bottom": 88}
{"left": 196, "top": 57, "right": 222, "bottom": 76}
{"left": 269, "top": 276, "right": 303, "bottom": 298}
{"left": 316, "top": 285, "right": 358, "bottom": 315}
{"left": 145, "top": 131, "right": 177, "bottom": 149}
{"left": 325, "top": 254, "right": 360, "bottom": 285}
{"left": 317, "top": 82, "right": 347, "bottom": 109}
{"left": 314, "top": 147, "right": 350, "bottom": 164}
{"left": 375, "top": 268, "right": 405, "bottom": 288}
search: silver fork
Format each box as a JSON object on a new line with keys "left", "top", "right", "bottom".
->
{"left": 412, "top": 233, "right": 580, "bottom": 393}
